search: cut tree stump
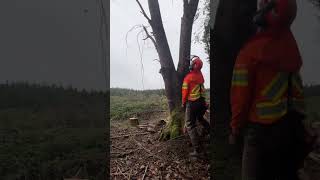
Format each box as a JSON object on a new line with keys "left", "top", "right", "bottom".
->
{"left": 129, "top": 118, "right": 139, "bottom": 126}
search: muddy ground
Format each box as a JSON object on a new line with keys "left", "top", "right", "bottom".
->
{"left": 110, "top": 111, "right": 320, "bottom": 180}
{"left": 110, "top": 111, "right": 210, "bottom": 180}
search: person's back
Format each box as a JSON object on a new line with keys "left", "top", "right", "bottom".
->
{"left": 230, "top": 0, "right": 309, "bottom": 179}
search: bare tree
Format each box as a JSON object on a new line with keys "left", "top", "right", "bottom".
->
{"left": 211, "top": 0, "right": 257, "bottom": 179}
{"left": 135, "top": 0, "right": 200, "bottom": 140}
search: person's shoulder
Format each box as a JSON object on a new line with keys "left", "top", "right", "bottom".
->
{"left": 236, "top": 35, "right": 269, "bottom": 67}
{"left": 183, "top": 73, "right": 192, "bottom": 81}
{"left": 184, "top": 72, "right": 198, "bottom": 82}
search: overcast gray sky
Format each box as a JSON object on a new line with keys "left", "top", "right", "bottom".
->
{"left": 293, "top": 0, "right": 320, "bottom": 85}
{"left": 0, "top": 0, "right": 105, "bottom": 91}
{"left": 0, "top": 1, "right": 319, "bottom": 91}
{"left": 110, "top": 0, "right": 210, "bottom": 90}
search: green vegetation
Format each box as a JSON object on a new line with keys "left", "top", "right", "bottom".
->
{"left": 0, "top": 82, "right": 106, "bottom": 179}
{"left": 110, "top": 88, "right": 167, "bottom": 120}
{"left": 110, "top": 88, "right": 210, "bottom": 121}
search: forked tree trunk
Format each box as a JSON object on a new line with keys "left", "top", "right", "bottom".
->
{"left": 147, "top": 0, "right": 179, "bottom": 113}
{"left": 211, "top": 0, "right": 256, "bottom": 179}
{"left": 136, "top": 0, "right": 199, "bottom": 140}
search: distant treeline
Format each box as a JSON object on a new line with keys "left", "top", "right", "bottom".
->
{"left": 110, "top": 87, "right": 210, "bottom": 97}
{"left": 0, "top": 81, "right": 318, "bottom": 98}
{"left": 110, "top": 88, "right": 166, "bottom": 97}
{"left": 304, "top": 84, "right": 320, "bottom": 97}
{"left": 0, "top": 82, "right": 106, "bottom": 179}
{"left": 0, "top": 82, "right": 106, "bottom": 110}
{"left": 110, "top": 85, "right": 320, "bottom": 98}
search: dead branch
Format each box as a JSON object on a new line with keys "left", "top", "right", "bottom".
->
{"left": 111, "top": 132, "right": 149, "bottom": 139}
{"left": 125, "top": 24, "right": 143, "bottom": 57}
{"left": 142, "top": 165, "right": 148, "bottom": 180}
{"left": 114, "top": 160, "right": 129, "bottom": 179}
{"left": 74, "top": 166, "right": 82, "bottom": 178}
{"left": 136, "top": 28, "right": 146, "bottom": 90}
{"left": 117, "top": 166, "right": 127, "bottom": 179}
{"left": 111, "top": 149, "right": 139, "bottom": 158}
{"left": 135, "top": 0, "right": 152, "bottom": 23}
{"left": 128, "top": 168, "right": 133, "bottom": 180}
{"left": 132, "top": 137, "right": 162, "bottom": 160}
{"left": 112, "top": 145, "right": 126, "bottom": 151}
{"left": 142, "top": 26, "right": 157, "bottom": 49}
{"left": 177, "top": 167, "right": 193, "bottom": 179}
{"left": 111, "top": 173, "right": 131, "bottom": 176}
{"left": 167, "top": 135, "right": 186, "bottom": 141}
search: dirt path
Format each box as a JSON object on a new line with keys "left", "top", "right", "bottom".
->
{"left": 110, "top": 111, "right": 210, "bottom": 180}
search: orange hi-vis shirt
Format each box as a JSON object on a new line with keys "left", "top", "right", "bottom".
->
{"left": 182, "top": 70, "right": 206, "bottom": 105}
{"left": 230, "top": 0, "right": 305, "bottom": 135}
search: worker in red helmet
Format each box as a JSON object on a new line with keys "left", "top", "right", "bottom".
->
{"left": 230, "top": 0, "right": 314, "bottom": 179}
{"left": 182, "top": 56, "right": 209, "bottom": 157}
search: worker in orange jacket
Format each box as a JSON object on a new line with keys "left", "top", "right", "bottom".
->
{"left": 182, "top": 56, "right": 209, "bottom": 157}
{"left": 230, "top": 0, "right": 309, "bottom": 179}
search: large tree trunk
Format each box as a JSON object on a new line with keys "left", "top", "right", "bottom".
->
{"left": 211, "top": 0, "right": 256, "bottom": 179}
{"left": 177, "top": 0, "right": 200, "bottom": 86}
{"left": 147, "top": 0, "right": 179, "bottom": 113}
{"left": 137, "top": 0, "right": 199, "bottom": 140}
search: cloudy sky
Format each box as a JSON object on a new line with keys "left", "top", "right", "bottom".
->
{"left": 292, "top": 0, "right": 320, "bottom": 85}
{"left": 0, "top": 1, "right": 319, "bottom": 90}
{"left": 0, "top": 0, "right": 105, "bottom": 91}
{"left": 110, "top": 0, "right": 210, "bottom": 90}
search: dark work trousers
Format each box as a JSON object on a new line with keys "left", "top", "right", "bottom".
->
{"left": 185, "top": 98, "right": 209, "bottom": 149}
{"left": 242, "top": 114, "right": 307, "bottom": 180}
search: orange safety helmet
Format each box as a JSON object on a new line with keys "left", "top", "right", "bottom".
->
{"left": 189, "top": 56, "right": 203, "bottom": 71}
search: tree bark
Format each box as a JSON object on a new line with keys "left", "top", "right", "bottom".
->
{"left": 177, "top": 0, "right": 200, "bottom": 85}
{"left": 211, "top": 0, "right": 257, "bottom": 179}
{"left": 136, "top": 0, "right": 199, "bottom": 139}
{"left": 147, "top": 0, "right": 179, "bottom": 112}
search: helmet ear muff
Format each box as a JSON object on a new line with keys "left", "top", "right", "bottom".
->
{"left": 189, "top": 56, "right": 196, "bottom": 71}
{"left": 189, "top": 60, "right": 194, "bottom": 71}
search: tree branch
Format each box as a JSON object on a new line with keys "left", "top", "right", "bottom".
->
{"left": 136, "top": 0, "right": 152, "bottom": 23}
{"left": 142, "top": 26, "right": 158, "bottom": 50}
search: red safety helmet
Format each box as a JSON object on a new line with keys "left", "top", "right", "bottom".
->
{"left": 189, "top": 56, "right": 203, "bottom": 71}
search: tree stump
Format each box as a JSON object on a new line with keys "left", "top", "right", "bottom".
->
{"left": 129, "top": 118, "right": 139, "bottom": 127}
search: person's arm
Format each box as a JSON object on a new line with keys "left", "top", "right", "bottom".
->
{"left": 182, "top": 76, "right": 190, "bottom": 107}
{"left": 230, "top": 60, "right": 254, "bottom": 136}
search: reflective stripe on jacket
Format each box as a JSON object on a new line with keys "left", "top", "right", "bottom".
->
{"left": 230, "top": 0, "right": 304, "bottom": 135}
{"left": 182, "top": 71, "right": 205, "bottom": 105}
{"left": 230, "top": 38, "right": 305, "bottom": 135}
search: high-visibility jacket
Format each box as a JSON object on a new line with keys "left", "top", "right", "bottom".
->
{"left": 230, "top": 0, "right": 305, "bottom": 135}
{"left": 182, "top": 70, "right": 206, "bottom": 105}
